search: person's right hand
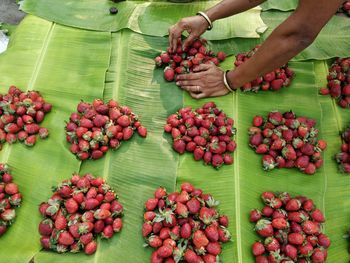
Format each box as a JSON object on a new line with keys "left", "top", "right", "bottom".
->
{"left": 168, "top": 15, "right": 209, "bottom": 53}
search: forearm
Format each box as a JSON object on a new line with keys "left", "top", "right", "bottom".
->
{"left": 206, "top": 0, "right": 266, "bottom": 22}
{"left": 226, "top": 0, "right": 342, "bottom": 89}
{"left": 227, "top": 29, "right": 311, "bottom": 88}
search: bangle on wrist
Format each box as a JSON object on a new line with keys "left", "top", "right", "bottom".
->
{"left": 223, "top": 70, "right": 235, "bottom": 92}
{"left": 196, "top": 11, "right": 213, "bottom": 31}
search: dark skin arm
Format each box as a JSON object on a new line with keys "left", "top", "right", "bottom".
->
{"left": 171, "top": 0, "right": 343, "bottom": 99}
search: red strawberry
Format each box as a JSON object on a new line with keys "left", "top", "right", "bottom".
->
{"left": 173, "top": 139, "right": 186, "bottom": 154}
{"left": 84, "top": 241, "right": 97, "bottom": 255}
{"left": 58, "top": 231, "right": 74, "bottom": 246}
{"left": 285, "top": 199, "right": 301, "bottom": 211}
{"left": 271, "top": 217, "right": 288, "bottom": 230}
{"left": 206, "top": 242, "right": 221, "bottom": 255}
{"left": 255, "top": 219, "right": 273, "bottom": 237}
{"left": 137, "top": 126, "right": 147, "bottom": 137}
{"left": 219, "top": 215, "right": 229, "bottom": 227}
{"left": 193, "top": 230, "right": 209, "bottom": 248}
{"left": 24, "top": 135, "right": 36, "bottom": 146}
{"left": 205, "top": 224, "right": 219, "bottom": 242}
{"left": 288, "top": 232, "right": 304, "bottom": 245}
{"left": 311, "top": 248, "right": 326, "bottom": 262}
{"left": 302, "top": 220, "right": 320, "bottom": 235}
{"left": 217, "top": 51, "right": 226, "bottom": 61}
{"left": 250, "top": 209, "right": 262, "bottom": 222}
{"left": 180, "top": 223, "right": 192, "bottom": 239}
{"left": 38, "top": 219, "right": 53, "bottom": 236}
{"left": 65, "top": 198, "right": 78, "bottom": 214}
{"left": 284, "top": 244, "right": 298, "bottom": 260}
{"left": 55, "top": 215, "right": 67, "bottom": 230}
{"left": 157, "top": 245, "right": 173, "bottom": 258}
{"left": 164, "top": 67, "right": 175, "bottom": 82}
{"left": 317, "top": 233, "right": 331, "bottom": 248}
{"left": 311, "top": 209, "right": 325, "bottom": 222}
{"left": 145, "top": 198, "right": 158, "bottom": 211}
{"left": 184, "top": 249, "right": 199, "bottom": 263}
{"left": 264, "top": 237, "right": 280, "bottom": 252}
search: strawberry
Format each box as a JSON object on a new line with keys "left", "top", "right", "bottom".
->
{"left": 55, "top": 215, "right": 67, "bottom": 230}
{"left": 164, "top": 67, "right": 175, "bottom": 82}
{"left": 302, "top": 220, "right": 320, "bottom": 235}
{"left": 311, "top": 248, "right": 326, "bottom": 262}
{"left": 285, "top": 199, "right": 301, "bottom": 211}
{"left": 173, "top": 139, "right": 186, "bottom": 154}
{"left": 288, "top": 232, "right": 304, "bottom": 245}
{"left": 184, "top": 249, "right": 199, "bottom": 263}
{"left": 58, "top": 231, "right": 74, "bottom": 246}
{"left": 112, "top": 218, "right": 123, "bottom": 232}
{"left": 252, "top": 241, "right": 265, "bottom": 256}
{"left": 284, "top": 244, "right": 298, "bottom": 260}
{"left": 255, "top": 219, "right": 273, "bottom": 237}
{"left": 145, "top": 198, "right": 158, "bottom": 211}
{"left": 206, "top": 241, "right": 221, "bottom": 255}
{"left": 137, "top": 126, "right": 147, "bottom": 138}
{"left": 311, "top": 209, "right": 325, "bottom": 222}
{"left": 250, "top": 209, "right": 262, "bottom": 222}
{"left": 317, "top": 233, "right": 331, "bottom": 248}
{"left": 271, "top": 217, "right": 288, "bottom": 230}
{"left": 264, "top": 237, "right": 280, "bottom": 252}
{"left": 38, "top": 219, "right": 53, "bottom": 236}
{"left": 84, "top": 240, "right": 97, "bottom": 255}
{"left": 193, "top": 230, "right": 209, "bottom": 248}
{"left": 157, "top": 245, "right": 173, "bottom": 258}
{"left": 65, "top": 198, "right": 78, "bottom": 214}
{"left": 205, "top": 224, "right": 219, "bottom": 242}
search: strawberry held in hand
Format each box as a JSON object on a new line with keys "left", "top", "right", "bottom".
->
{"left": 143, "top": 182, "right": 231, "bottom": 263}
{"left": 248, "top": 110, "right": 327, "bottom": 175}
{"left": 251, "top": 191, "right": 330, "bottom": 262}
{"left": 154, "top": 38, "right": 226, "bottom": 82}
{"left": 234, "top": 45, "right": 295, "bottom": 92}
{"left": 65, "top": 99, "right": 147, "bottom": 160}
{"left": 0, "top": 163, "right": 22, "bottom": 237}
{"left": 0, "top": 86, "right": 52, "bottom": 148}
{"left": 334, "top": 125, "right": 350, "bottom": 173}
{"left": 320, "top": 57, "right": 350, "bottom": 108}
{"left": 164, "top": 102, "right": 236, "bottom": 169}
{"left": 38, "top": 173, "right": 123, "bottom": 255}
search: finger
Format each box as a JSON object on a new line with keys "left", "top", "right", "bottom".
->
{"left": 193, "top": 63, "right": 212, "bottom": 72}
{"left": 176, "top": 79, "right": 200, "bottom": 86}
{"left": 169, "top": 25, "right": 183, "bottom": 52}
{"left": 183, "top": 33, "right": 197, "bottom": 50}
{"left": 176, "top": 72, "right": 202, "bottom": 81}
{"left": 181, "top": 86, "right": 202, "bottom": 93}
{"left": 189, "top": 92, "right": 206, "bottom": 100}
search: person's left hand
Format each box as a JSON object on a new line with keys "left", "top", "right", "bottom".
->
{"left": 176, "top": 63, "right": 230, "bottom": 99}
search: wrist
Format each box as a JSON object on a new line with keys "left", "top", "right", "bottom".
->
{"left": 196, "top": 11, "right": 213, "bottom": 30}
{"left": 226, "top": 70, "right": 240, "bottom": 90}
{"left": 223, "top": 70, "right": 235, "bottom": 92}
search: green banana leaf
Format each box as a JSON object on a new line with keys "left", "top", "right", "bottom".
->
{"left": 260, "top": 0, "right": 297, "bottom": 11}
{"left": 1, "top": 13, "right": 350, "bottom": 263}
{"left": 21, "top": 0, "right": 266, "bottom": 40}
{"left": 0, "top": 15, "right": 111, "bottom": 262}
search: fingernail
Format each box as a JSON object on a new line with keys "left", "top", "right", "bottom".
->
{"left": 176, "top": 82, "right": 180, "bottom": 86}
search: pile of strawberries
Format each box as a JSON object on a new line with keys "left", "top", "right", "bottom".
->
{"left": 0, "top": 86, "right": 51, "bottom": 148}
{"left": 0, "top": 163, "right": 22, "bottom": 237}
{"left": 142, "top": 182, "right": 231, "bottom": 263}
{"left": 38, "top": 173, "right": 123, "bottom": 255}
{"left": 154, "top": 38, "right": 226, "bottom": 82}
{"left": 320, "top": 57, "right": 350, "bottom": 108}
{"left": 65, "top": 99, "right": 147, "bottom": 160}
{"left": 334, "top": 125, "right": 350, "bottom": 173}
{"left": 234, "top": 45, "right": 295, "bottom": 92}
{"left": 337, "top": 1, "right": 350, "bottom": 16}
{"left": 248, "top": 111, "right": 327, "bottom": 175}
{"left": 164, "top": 102, "right": 236, "bottom": 169}
{"left": 250, "top": 192, "right": 330, "bottom": 263}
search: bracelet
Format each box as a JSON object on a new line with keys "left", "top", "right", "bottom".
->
{"left": 196, "top": 11, "right": 213, "bottom": 31}
{"left": 223, "top": 70, "right": 235, "bottom": 92}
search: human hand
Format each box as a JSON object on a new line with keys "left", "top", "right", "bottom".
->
{"left": 168, "top": 15, "right": 209, "bottom": 53}
{"left": 176, "top": 63, "right": 231, "bottom": 99}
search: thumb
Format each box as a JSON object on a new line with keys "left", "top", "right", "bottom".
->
{"left": 193, "top": 63, "right": 211, "bottom": 72}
